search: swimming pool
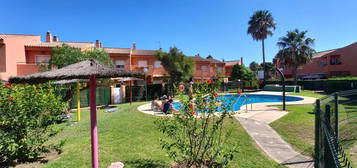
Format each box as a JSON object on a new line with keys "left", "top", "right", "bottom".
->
{"left": 173, "top": 94, "right": 303, "bottom": 112}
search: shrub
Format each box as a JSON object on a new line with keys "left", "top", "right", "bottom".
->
{"left": 156, "top": 81, "right": 238, "bottom": 167}
{"left": 0, "top": 83, "right": 66, "bottom": 164}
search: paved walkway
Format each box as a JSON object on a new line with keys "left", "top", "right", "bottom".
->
{"left": 235, "top": 93, "right": 316, "bottom": 168}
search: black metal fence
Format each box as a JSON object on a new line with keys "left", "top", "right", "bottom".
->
{"left": 315, "top": 89, "right": 357, "bottom": 168}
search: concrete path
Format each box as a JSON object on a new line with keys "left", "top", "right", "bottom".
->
{"left": 236, "top": 100, "right": 315, "bottom": 168}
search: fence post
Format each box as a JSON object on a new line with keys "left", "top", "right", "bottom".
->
{"left": 334, "top": 93, "right": 339, "bottom": 139}
{"left": 315, "top": 99, "right": 321, "bottom": 168}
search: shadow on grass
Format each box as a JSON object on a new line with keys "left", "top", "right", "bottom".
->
{"left": 124, "top": 159, "right": 169, "bottom": 168}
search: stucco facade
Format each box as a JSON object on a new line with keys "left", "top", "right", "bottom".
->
{"left": 280, "top": 42, "right": 357, "bottom": 79}
{"left": 0, "top": 32, "right": 239, "bottom": 83}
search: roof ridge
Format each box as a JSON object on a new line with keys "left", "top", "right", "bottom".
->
{"left": 104, "top": 47, "right": 131, "bottom": 49}
{"left": 0, "top": 33, "right": 39, "bottom": 36}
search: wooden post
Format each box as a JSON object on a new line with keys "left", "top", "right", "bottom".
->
{"left": 76, "top": 82, "right": 81, "bottom": 121}
{"left": 90, "top": 76, "right": 99, "bottom": 168}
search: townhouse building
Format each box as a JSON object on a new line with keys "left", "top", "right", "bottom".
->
{"left": 0, "top": 32, "right": 236, "bottom": 83}
{"left": 279, "top": 42, "right": 357, "bottom": 79}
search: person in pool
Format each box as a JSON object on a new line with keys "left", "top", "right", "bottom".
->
{"left": 162, "top": 99, "right": 178, "bottom": 114}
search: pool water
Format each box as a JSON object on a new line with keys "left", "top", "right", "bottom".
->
{"left": 173, "top": 94, "right": 303, "bottom": 112}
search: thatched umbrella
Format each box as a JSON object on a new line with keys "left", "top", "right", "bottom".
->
{"left": 54, "top": 79, "right": 89, "bottom": 121}
{"left": 10, "top": 59, "right": 144, "bottom": 168}
{"left": 112, "top": 77, "right": 144, "bottom": 105}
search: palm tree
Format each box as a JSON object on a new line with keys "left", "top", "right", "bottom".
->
{"left": 247, "top": 10, "right": 276, "bottom": 83}
{"left": 275, "top": 29, "right": 315, "bottom": 84}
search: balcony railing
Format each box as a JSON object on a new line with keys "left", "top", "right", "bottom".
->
{"left": 17, "top": 63, "right": 41, "bottom": 76}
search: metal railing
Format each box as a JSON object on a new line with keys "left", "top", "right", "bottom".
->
{"left": 315, "top": 90, "right": 356, "bottom": 168}
{"left": 237, "top": 94, "right": 253, "bottom": 112}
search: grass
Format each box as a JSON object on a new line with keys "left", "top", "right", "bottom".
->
{"left": 289, "top": 90, "right": 325, "bottom": 99}
{"left": 271, "top": 90, "right": 356, "bottom": 166}
{"left": 42, "top": 102, "right": 284, "bottom": 168}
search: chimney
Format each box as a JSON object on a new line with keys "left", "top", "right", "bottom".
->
{"left": 46, "top": 31, "right": 52, "bottom": 42}
{"left": 132, "top": 43, "right": 136, "bottom": 50}
{"left": 53, "top": 35, "right": 59, "bottom": 42}
{"left": 95, "top": 40, "right": 101, "bottom": 48}
{"left": 240, "top": 57, "right": 243, "bottom": 65}
{"left": 99, "top": 42, "right": 102, "bottom": 48}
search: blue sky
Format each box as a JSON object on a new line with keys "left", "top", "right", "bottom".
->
{"left": 1, "top": 0, "right": 356, "bottom": 65}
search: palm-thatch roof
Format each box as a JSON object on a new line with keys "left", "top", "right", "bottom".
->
{"left": 111, "top": 77, "right": 143, "bottom": 82}
{"left": 9, "top": 59, "right": 144, "bottom": 84}
{"left": 53, "top": 79, "right": 89, "bottom": 85}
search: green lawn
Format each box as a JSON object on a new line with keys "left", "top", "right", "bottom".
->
{"left": 271, "top": 90, "right": 356, "bottom": 166}
{"left": 43, "top": 102, "right": 283, "bottom": 168}
{"left": 289, "top": 90, "right": 325, "bottom": 99}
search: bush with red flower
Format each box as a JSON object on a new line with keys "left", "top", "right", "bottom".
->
{"left": 0, "top": 83, "right": 66, "bottom": 163}
{"left": 156, "top": 80, "right": 238, "bottom": 167}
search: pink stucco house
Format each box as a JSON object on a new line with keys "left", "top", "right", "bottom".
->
{"left": 280, "top": 42, "right": 357, "bottom": 79}
{"left": 0, "top": 32, "right": 231, "bottom": 83}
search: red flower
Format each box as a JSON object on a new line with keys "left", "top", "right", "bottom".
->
{"left": 8, "top": 97, "right": 15, "bottom": 101}
{"left": 237, "top": 89, "right": 242, "bottom": 94}
{"left": 207, "top": 79, "right": 212, "bottom": 84}
{"left": 178, "top": 84, "right": 185, "bottom": 92}
{"left": 191, "top": 111, "right": 196, "bottom": 115}
{"left": 213, "top": 92, "right": 218, "bottom": 97}
{"left": 5, "top": 82, "right": 11, "bottom": 87}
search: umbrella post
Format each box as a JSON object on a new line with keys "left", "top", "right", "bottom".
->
{"left": 90, "top": 76, "right": 99, "bottom": 168}
{"left": 76, "top": 82, "right": 81, "bottom": 121}
{"left": 130, "top": 80, "right": 132, "bottom": 105}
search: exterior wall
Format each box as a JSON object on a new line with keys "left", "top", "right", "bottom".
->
{"left": 282, "top": 42, "right": 357, "bottom": 78}
{"left": 109, "top": 53, "right": 131, "bottom": 70}
{"left": 0, "top": 36, "right": 40, "bottom": 80}
{"left": 0, "top": 43, "right": 6, "bottom": 73}
{"left": 131, "top": 55, "right": 168, "bottom": 76}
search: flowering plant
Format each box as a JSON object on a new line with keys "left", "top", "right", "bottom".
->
{"left": 156, "top": 80, "right": 238, "bottom": 167}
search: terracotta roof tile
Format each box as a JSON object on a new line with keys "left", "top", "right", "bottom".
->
{"left": 312, "top": 49, "right": 337, "bottom": 58}
{"left": 188, "top": 56, "right": 210, "bottom": 62}
{"left": 0, "top": 34, "right": 39, "bottom": 39}
{"left": 104, "top": 47, "right": 131, "bottom": 54}
{"left": 131, "top": 49, "right": 157, "bottom": 55}
{"left": 25, "top": 41, "right": 94, "bottom": 48}
{"left": 224, "top": 60, "right": 242, "bottom": 66}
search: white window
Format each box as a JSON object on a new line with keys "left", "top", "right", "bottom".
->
{"left": 115, "top": 60, "right": 125, "bottom": 68}
{"left": 35, "top": 55, "right": 51, "bottom": 63}
{"left": 154, "top": 61, "right": 162, "bottom": 68}
{"left": 217, "top": 67, "right": 223, "bottom": 72}
{"left": 138, "top": 60, "right": 147, "bottom": 67}
{"left": 201, "top": 65, "right": 208, "bottom": 71}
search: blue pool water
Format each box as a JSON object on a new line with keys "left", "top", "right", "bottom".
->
{"left": 173, "top": 94, "right": 303, "bottom": 112}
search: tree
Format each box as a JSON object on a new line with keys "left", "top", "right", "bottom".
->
{"left": 48, "top": 44, "right": 113, "bottom": 102}
{"left": 48, "top": 44, "right": 113, "bottom": 69}
{"left": 156, "top": 81, "right": 238, "bottom": 167}
{"left": 231, "top": 64, "right": 256, "bottom": 81}
{"left": 156, "top": 47, "right": 194, "bottom": 95}
{"left": 260, "top": 62, "right": 275, "bottom": 79}
{"left": 247, "top": 10, "right": 276, "bottom": 84}
{"left": 206, "top": 55, "right": 213, "bottom": 59}
{"left": 275, "top": 29, "right": 315, "bottom": 84}
{"left": 249, "top": 61, "right": 261, "bottom": 72}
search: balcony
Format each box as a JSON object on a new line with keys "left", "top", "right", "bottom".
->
{"left": 17, "top": 63, "right": 41, "bottom": 76}
{"left": 131, "top": 65, "right": 168, "bottom": 76}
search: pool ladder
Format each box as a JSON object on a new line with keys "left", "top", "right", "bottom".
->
{"left": 237, "top": 94, "right": 253, "bottom": 112}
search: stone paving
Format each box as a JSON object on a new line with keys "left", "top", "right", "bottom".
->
{"left": 137, "top": 91, "right": 317, "bottom": 167}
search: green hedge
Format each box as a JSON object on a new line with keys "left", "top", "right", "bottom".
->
{"left": 266, "top": 79, "right": 357, "bottom": 93}
{"left": 125, "top": 84, "right": 166, "bottom": 102}
{"left": 69, "top": 87, "right": 111, "bottom": 108}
